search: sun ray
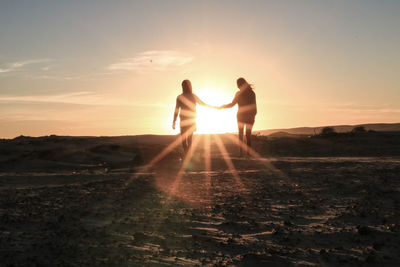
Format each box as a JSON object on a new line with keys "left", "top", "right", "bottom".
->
{"left": 168, "top": 134, "right": 201, "bottom": 196}
{"left": 148, "top": 124, "right": 196, "bottom": 166}
{"left": 236, "top": 103, "right": 257, "bottom": 114}
{"left": 204, "top": 134, "right": 212, "bottom": 209}
{"left": 120, "top": 124, "right": 196, "bottom": 190}
{"left": 146, "top": 134, "right": 201, "bottom": 234}
{"left": 213, "top": 134, "right": 246, "bottom": 192}
{"left": 224, "top": 134, "right": 298, "bottom": 186}
{"left": 225, "top": 134, "right": 276, "bottom": 166}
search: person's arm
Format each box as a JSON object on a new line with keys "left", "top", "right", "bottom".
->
{"left": 172, "top": 97, "right": 180, "bottom": 129}
{"left": 220, "top": 92, "right": 238, "bottom": 109}
{"left": 195, "top": 94, "right": 217, "bottom": 109}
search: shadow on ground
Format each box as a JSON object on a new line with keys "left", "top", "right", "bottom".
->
{"left": 1, "top": 135, "right": 400, "bottom": 266}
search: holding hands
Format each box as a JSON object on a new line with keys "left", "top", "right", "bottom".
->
{"left": 213, "top": 105, "right": 224, "bottom": 110}
{"left": 203, "top": 104, "right": 220, "bottom": 110}
{"left": 208, "top": 105, "right": 224, "bottom": 110}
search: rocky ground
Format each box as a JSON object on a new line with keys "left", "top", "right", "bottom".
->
{"left": 1, "top": 136, "right": 400, "bottom": 266}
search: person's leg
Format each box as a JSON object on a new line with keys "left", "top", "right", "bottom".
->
{"left": 187, "top": 132, "right": 193, "bottom": 153}
{"left": 180, "top": 126, "right": 188, "bottom": 154}
{"left": 245, "top": 123, "right": 254, "bottom": 155}
{"left": 237, "top": 121, "right": 244, "bottom": 156}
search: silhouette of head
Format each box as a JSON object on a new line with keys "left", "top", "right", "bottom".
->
{"left": 237, "top": 77, "right": 251, "bottom": 90}
{"left": 182, "top": 79, "right": 193, "bottom": 94}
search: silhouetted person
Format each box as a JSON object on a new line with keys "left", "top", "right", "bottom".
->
{"left": 173, "top": 79, "right": 213, "bottom": 155}
{"left": 220, "top": 77, "right": 257, "bottom": 156}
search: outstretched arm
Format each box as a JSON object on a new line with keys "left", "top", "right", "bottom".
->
{"left": 172, "top": 98, "right": 180, "bottom": 129}
{"left": 195, "top": 95, "right": 217, "bottom": 109}
{"left": 220, "top": 93, "right": 238, "bottom": 109}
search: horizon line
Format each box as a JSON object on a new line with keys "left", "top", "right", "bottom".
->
{"left": 2, "top": 121, "right": 399, "bottom": 140}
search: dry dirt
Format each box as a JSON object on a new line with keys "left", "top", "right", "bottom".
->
{"left": 1, "top": 140, "right": 400, "bottom": 266}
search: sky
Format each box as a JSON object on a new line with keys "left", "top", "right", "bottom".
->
{"left": 1, "top": 0, "right": 400, "bottom": 138}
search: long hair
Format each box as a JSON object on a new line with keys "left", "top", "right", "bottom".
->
{"left": 182, "top": 79, "right": 193, "bottom": 94}
{"left": 237, "top": 77, "right": 253, "bottom": 91}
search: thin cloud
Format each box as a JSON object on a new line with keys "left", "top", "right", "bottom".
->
{"left": 329, "top": 107, "right": 400, "bottom": 114}
{"left": 0, "top": 91, "right": 99, "bottom": 105}
{"left": 0, "top": 59, "right": 50, "bottom": 74}
{"left": 28, "top": 71, "right": 115, "bottom": 81}
{"left": 313, "top": 102, "right": 400, "bottom": 114}
{"left": 108, "top": 50, "right": 194, "bottom": 72}
{"left": 0, "top": 92, "right": 170, "bottom": 108}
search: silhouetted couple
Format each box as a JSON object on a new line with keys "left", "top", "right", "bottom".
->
{"left": 173, "top": 78, "right": 257, "bottom": 157}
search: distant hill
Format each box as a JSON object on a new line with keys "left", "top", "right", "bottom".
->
{"left": 267, "top": 131, "right": 303, "bottom": 138}
{"left": 255, "top": 123, "right": 400, "bottom": 136}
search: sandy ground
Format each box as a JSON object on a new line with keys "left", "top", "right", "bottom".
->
{"left": 1, "top": 140, "right": 400, "bottom": 266}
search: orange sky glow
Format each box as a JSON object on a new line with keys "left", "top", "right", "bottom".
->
{"left": 1, "top": 1, "right": 400, "bottom": 138}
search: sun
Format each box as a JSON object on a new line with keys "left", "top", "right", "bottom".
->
{"left": 195, "top": 89, "right": 238, "bottom": 134}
